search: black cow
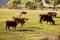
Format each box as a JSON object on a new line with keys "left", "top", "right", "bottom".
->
{"left": 39, "top": 14, "right": 55, "bottom": 25}
{"left": 6, "top": 21, "right": 18, "bottom": 31}
{"left": 47, "top": 12, "right": 57, "bottom": 17}
{"left": 22, "top": 11, "right": 27, "bottom": 14}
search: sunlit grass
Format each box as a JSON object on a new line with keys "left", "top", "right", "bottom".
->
{"left": 0, "top": 8, "right": 60, "bottom": 40}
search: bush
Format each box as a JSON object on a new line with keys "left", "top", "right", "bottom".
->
{"left": 6, "top": 0, "right": 20, "bottom": 7}
{"left": 26, "top": 1, "right": 34, "bottom": 8}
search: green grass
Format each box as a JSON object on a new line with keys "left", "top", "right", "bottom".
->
{"left": 0, "top": 8, "right": 60, "bottom": 40}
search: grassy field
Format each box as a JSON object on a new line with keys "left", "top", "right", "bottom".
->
{"left": 0, "top": 8, "right": 60, "bottom": 40}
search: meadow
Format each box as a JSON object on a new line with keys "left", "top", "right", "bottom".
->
{"left": 0, "top": 8, "right": 60, "bottom": 40}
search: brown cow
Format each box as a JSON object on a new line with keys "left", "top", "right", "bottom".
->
{"left": 47, "top": 12, "right": 57, "bottom": 17}
{"left": 13, "top": 17, "right": 29, "bottom": 28}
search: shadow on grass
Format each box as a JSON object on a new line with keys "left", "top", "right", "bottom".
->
{"left": 14, "top": 27, "right": 42, "bottom": 32}
{"left": 55, "top": 16, "right": 60, "bottom": 18}
{"left": 53, "top": 24, "right": 60, "bottom": 26}
{"left": 28, "top": 27, "right": 42, "bottom": 29}
{"left": 15, "top": 29, "right": 35, "bottom": 32}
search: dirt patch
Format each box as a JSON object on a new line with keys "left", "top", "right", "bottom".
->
{"left": 40, "top": 34, "right": 60, "bottom": 40}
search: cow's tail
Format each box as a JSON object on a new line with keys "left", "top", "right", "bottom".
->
{"left": 39, "top": 17, "right": 42, "bottom": 23}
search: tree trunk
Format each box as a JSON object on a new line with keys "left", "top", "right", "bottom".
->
{"left": 53, "top": 4, "right": 56, "bottom": 10}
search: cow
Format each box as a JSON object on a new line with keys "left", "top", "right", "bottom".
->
{"left": 15, "top": 11, "right": 27, "bottom": 18}
{"left": 6, "top": 20, "right": 18, "bottom": 31}
{"left": 39, "top": 14, "right": 55, "bottom": 25}
{"left": 13, "top": 17, "right": 29, "bottom": 28}
{"left": 47, "top": 12, "right": 57, "bottom": 17}
{"left": 22, "top": 11, "right": 27, "bottom": 14}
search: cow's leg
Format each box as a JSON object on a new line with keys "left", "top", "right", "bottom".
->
{"left": 14, "top": 26, "right": 16, "bottom": 30}
{"left": 40, "top": 20, "right": 42, "bottom": 23}
{"left": 21, "top": 24, "right": 23, "bottom": 28}
{"left": 47, "top": 20, "right": 51, "bottom": 24}
{"left": 12, "top": 27, "right": 14, "bottom": 30}
{"left": 55, "top": 15, "right": 56, "bottom": 17}
{"left": 39, "top": 18, "right": 43, "bottom": 23}
{"left": 12, "top": 26, "right": 16, "bottom": 31}
{"left": 53, "top": 21, "right": 55, "bottom": 25}
{"left": 49, "top": 21, "right": 52, "bottom": 24}
{"left": 22, "top": 25, "right": 23, "bottom": 28}
{"left": 47, "top": 21, "right": 51, "bottom": 24}
{"left": 50, "top": 22, "right": 51, "bottom": 24}
{"left": 47, "top": 21, "right": 48, "bottom": 24}
{"left": 6, "top": 25, "right": 8, "bottom": 30}
{"left": 8, "top": 26, "right": 10, "bottom": 31}
{"left": 51, "top": 20, "right": 55, "bottom": 25}
{"left": 21, "top": 23, "right": 24, "bottom": 28}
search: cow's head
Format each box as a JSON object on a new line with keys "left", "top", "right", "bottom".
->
{"left": 22, "top": 18, "right": 29, "bottom": 22}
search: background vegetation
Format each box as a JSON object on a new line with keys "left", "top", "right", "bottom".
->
{"left": 6, "top": 0, "right": 60, "bottom": 10}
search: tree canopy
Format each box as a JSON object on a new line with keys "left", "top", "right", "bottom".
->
{"left": 6, "top": 0, "right": 20, "bottom": 6}
{"left": 6, "top": 0, "right": 60, "bottom": 10}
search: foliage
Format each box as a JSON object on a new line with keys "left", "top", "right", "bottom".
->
{"left": 50, "top": 0, "right": 58, "bottom": 4}
{"left": 58, "top": 0, "right": 60, "bottom": 4}
{"left": 6, "top": 0, "right": 20, "bottom": 6}
{"left": 49, "top": 0, "right": 60, "bottom": 10}
{"left": 6, "top": 0, "right": 60, "bottom": 10}
{"left": 45, "top": 0, "right": 50, "bottom": 3}
{"left": 26, "top": 1, "right": 34, "bottom": 8}
{"left": 37, "top": 0, "right": 42, "bottom": 2}
{"left": 39, "top": 2, "right": 44, "bottom": 10}
{"left": 45, "top": 0, "right": 60, "bottom": 4}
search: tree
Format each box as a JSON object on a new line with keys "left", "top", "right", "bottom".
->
{"left": 33, "top": 0, "right": 43, "bottom": 9}
{"left": 45, "top": 0, "right": 60, "bottom": 10}
{"left": 37, "top": 0, "right": 41, "bottom": 2}
{"left": 49, "top": 0, "right": 60, "bottom": 10}
{"left": 26, "top": 1, "right": 34, "bottom": 8}
{"left": 6, "top": 0, "right": 20, "bottom": 6}
{"left": 57, "top": 0, "right": 60, "bottom": 4}
{"left": 45, "top": 0, "right": 50, "bottom": 3}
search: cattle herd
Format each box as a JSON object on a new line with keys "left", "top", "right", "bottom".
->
{"left": 6, "top": 11, "right": 28, "bottom": 31}
{"left": 6, "top": 11, "right": 57, "bottom": 31}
